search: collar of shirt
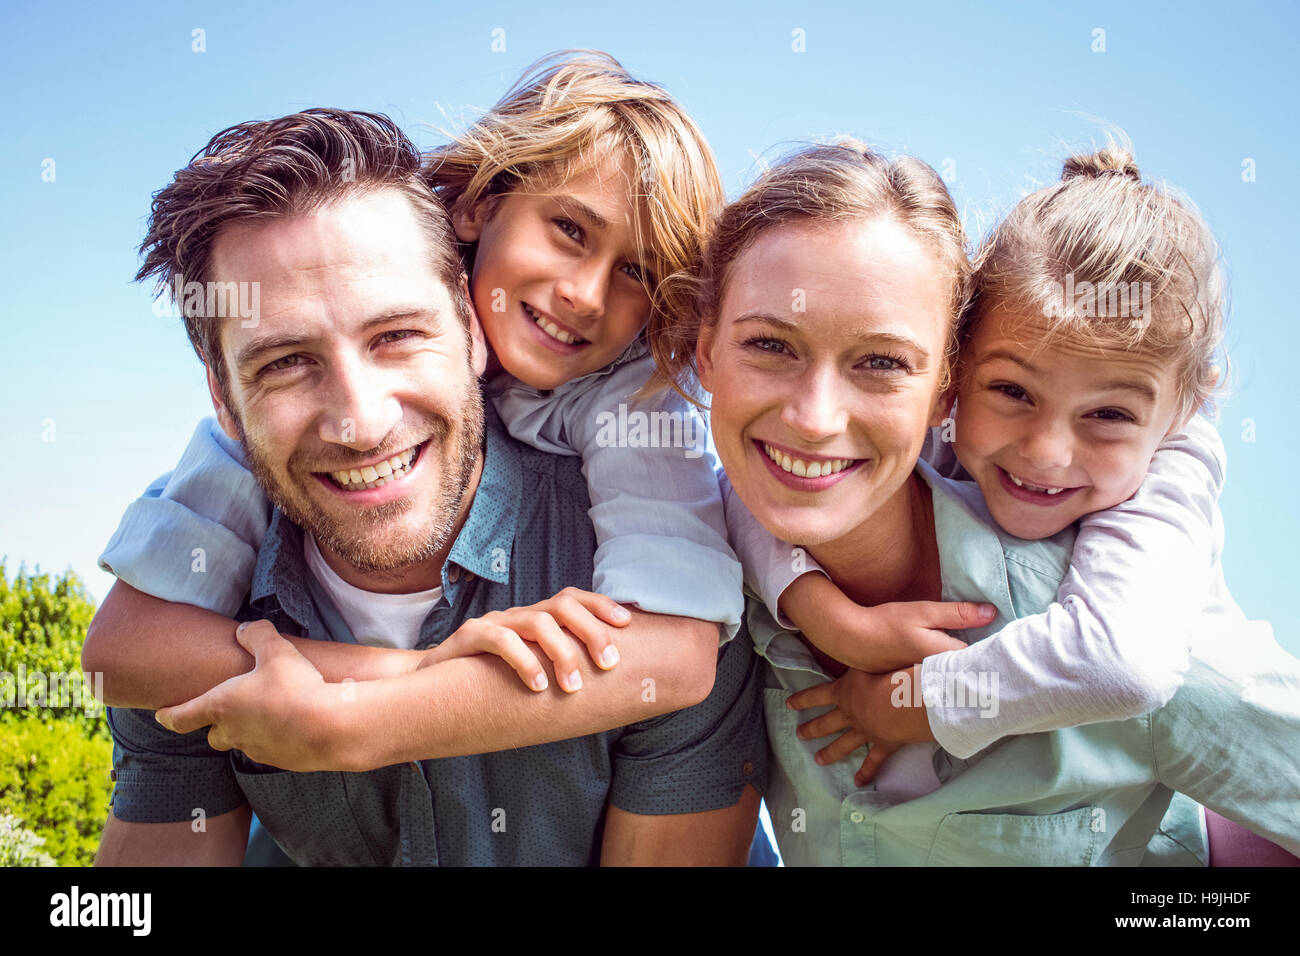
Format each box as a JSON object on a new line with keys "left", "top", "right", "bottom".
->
{"left": 484, "top": 335, "right": 648, "bottom": 402}
{"left": 247, "top": 402, "right": 523, "bottom": 638}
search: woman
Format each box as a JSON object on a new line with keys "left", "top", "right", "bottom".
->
{"left": 670, "top": 141, "right": 1300, "bottom": 865}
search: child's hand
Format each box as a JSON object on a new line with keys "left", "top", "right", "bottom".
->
{"left": 780, "top": 573, "right": 990, "bottom": 672}
{"left": 419, "top": 587, "right": 632, "bottom": 693}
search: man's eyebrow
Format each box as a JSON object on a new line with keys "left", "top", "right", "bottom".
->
{"left": 734, "top": 312, "right": 930, "bottom": 355}
{"left": 234, "top": 308, "right": 442, "bottom": 372}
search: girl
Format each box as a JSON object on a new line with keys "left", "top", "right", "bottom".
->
{"left": 87, "top": 51, "right": 758, "bottom": 711}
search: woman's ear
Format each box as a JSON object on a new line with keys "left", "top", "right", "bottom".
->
{"left": 451, "top": 199, "right": 488, "bottom": 243}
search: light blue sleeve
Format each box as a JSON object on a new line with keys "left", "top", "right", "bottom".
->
{"left": 98, "top": 417, "right": 271, "bottom": 617}
{"left": 490, "top": 346, "right": 743, "bottom": 641}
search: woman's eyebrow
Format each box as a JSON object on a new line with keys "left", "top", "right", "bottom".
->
{"left": 733, "top": 312, "right": 928, "bottom": 353}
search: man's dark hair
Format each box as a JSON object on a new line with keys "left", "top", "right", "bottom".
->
{"left": 136, "top": 108, "right": 468, "bottom": 393}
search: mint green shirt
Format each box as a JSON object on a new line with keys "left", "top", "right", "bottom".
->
{"left": 752, "top": 461, "right": 1300, "bottom": 866}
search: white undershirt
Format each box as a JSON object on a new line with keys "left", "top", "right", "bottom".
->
{"left": 303, "top": 533, "right": 444, "bottom": 650}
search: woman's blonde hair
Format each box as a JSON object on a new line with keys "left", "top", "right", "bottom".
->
{"left": 422, "top": 50, "right": 724, "bottom": 395}
{"left": 962, "top": 138, "right": 1226, "bottom": 421}
{"left": 663, "top": 139, "right": 971, "bottom": 398}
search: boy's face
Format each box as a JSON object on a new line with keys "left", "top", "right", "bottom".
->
{"left": 454, "top": 152, "right": 656, "bottom": 390}
{"left": 953, "top": 303, "right": 1187, "bottom": 540}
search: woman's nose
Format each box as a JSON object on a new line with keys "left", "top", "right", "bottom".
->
{"left": 780, "top": 367, "right": 849, "bottom": 441}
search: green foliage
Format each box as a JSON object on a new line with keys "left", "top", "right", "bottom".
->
{"left": 0, "top": 561, "right": 112, "bottom": 866}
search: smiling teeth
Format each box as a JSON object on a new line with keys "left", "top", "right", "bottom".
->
{"left": 330, "top": 446, "right": 417, "bottom": 491}
{"left": 524, "top": 305, "right": 586, "bottom": 345}
{"left": 1006, "top": 471, "right": 1066, "bottom": 495}
{"left": 762, "top": 443, "right": 855, "bottom": 478}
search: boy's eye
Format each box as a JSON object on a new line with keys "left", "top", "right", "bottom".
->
{"left": 991, "top": 383, "right": 1030, "bottom": 402}
{"left": 1089, "top": 407, "right": 1136, "bottom": 423}
{"left": 554, "top": 218, "right": 583, "bottom": 242}
{"left": 620, "top": 262, "right": 656, "bottom": 286}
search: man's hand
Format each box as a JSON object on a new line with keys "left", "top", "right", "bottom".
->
{"left": 422, "top": 587, "right": 631, "bottom": 693}
{"left": 154, "top": 620, "right": 344, "bottom": 772}
{"left": 787, "top": 664, "right": 934, "bottom": 787}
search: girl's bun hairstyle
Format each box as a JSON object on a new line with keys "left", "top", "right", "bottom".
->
{"left": 962, "top": 133, "right": 1227, "bottom": 423}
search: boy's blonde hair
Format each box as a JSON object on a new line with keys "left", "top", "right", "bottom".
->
{"left": 423, "top": 50, "right": 724, "bottom": 395}
{"left": 962, "top": 139, "right": 1226, "bottom": 422}
{"left": 665, "top": 139, "right": 971, "bottom": 397}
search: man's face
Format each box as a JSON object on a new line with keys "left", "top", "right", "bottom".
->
{"left": 206, "top": 189, "right": 488, "bottom": 586}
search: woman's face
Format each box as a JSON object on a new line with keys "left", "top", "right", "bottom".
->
{"left": 697, "top": 216, "right": 953, "bottom": 547}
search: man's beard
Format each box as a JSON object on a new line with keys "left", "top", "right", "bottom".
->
{"left": 234, "top": 384, "right": 485, "bottom": 581}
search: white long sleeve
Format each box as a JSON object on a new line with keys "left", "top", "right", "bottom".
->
{"left": 923, "top": 414, "right": 1226, "bottom": 759}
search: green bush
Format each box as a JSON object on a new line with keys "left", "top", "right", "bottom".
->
{"left": 0, "top": 562, "right": 111, "bottom": 866}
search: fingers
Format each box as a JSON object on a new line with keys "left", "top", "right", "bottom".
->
{"left": 796, "top": 707, "right": 852, "bottom": 741}
{"left": 545, "top": 589, "right": 623, "bottom": 671}
{"left": 462, "top": 622, "right": 552, "bottom": 692}
{"left": 815, "top": 729, "right": 871, "bottom": 766}
{"left": 557, "top": 587, "right": 632, "bottom": 628}
{"left": 786, "top": 682, "right": 836, "bottom": 712}
{"left": 920, "top": 601, "right": 997, "bottom": 632}
{"left": 854, "top": 741, "right": 902, "bottom": 787}
{"left": 233, "top": 619, "right": 295, "bottom": 659}
{"left": 155, "top": 693, "right": 216, "bottom": 736}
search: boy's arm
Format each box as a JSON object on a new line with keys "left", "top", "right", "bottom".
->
{"left": 94, "top": 806, "right": 251, "bottom": 867}
{"left": 921, "top": 415, "right": 1225, "bottom": 759}
{"left": 82, "top": 582, "right": 424, "bottom": 708}
{"left": 157, "top": 610, "right": 719, "bottom": 773}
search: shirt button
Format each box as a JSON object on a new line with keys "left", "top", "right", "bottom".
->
{"left": 447, "top": 566, "right": 460, "bottom": 583}
{"left": 463, "top": 571, "right": 474, "bottom": 582}
{"left": 742, "top": 761, "right": 754, "bottom": 776}
{"left": 849, "top": 811, "right": 865, "bottom": 824}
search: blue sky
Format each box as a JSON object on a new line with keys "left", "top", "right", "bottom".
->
{"left": 2, "top": 0, "right": 1297, "bottom": 654}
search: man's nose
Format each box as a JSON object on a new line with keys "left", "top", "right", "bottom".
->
{"left": 781, "top": 366, "right": 849, "bottom": 441}
{"left": 317, "top": 355, "right": 402, "bottom": 450}
{"left": 556, "top": 259, "right": 607, "bottom": 320}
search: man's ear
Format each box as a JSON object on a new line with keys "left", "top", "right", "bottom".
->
{"left": 451, "top": 199, "right": 489, "bottom": 243}
{"left": 460, "top": 273, "right": 489, "bottom": 377}
{"left": 205, "top": 364, "right": 242, "bottom": 441}
{"left": 694, "top": 320, "right": 718, "bottom": 393}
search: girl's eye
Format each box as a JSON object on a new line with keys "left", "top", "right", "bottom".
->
{"left": 992, "top": 383, "right": 1030, "bottom": 402}
{"left": 1089, "top": 407, "right": 1136, "bottom": 423}
{"left": 862, "top": 353, "right": 910, "bottom": 373}
{"left": 554, "top": 218, "right": 583, "bottom": 242}
{"left": 741, "top": 335, "right": 790, "bottom": 357}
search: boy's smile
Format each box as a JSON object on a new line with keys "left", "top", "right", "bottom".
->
{"left": 454, "top": 152, "right": 656, "bottom": 390}
{"left": 954, "top": 303, "right": 1188, "bottom": 540}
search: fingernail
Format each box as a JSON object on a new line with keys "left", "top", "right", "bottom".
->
{"left": 566, "top": 670, "right": 582, "bottom": 691}
{"left": 611, "top": 606, "right": 631, "bottom": 623}
{"left": 814, "top": 753, "right": 825, "bottom": 765}
{"left": 237, "top": 621, "right": 250, "bottom": 633}
{"left": 600, "top": 646, "right": 620, "bottom": 668}
{"left": 979, "top": 604, "right": 996, "bottom": 618}
{"left": 531, "top": 673, "right": 548, "bottom": 692}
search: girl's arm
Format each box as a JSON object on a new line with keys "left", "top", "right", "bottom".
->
{"left": 920, "top": 414, "right": 1226, "bottom": 759}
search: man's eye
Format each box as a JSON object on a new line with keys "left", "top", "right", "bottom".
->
{"left": 554, "top": 218, "right": 583, "bottom": 242}
{"left": 376, "top": 329, "right": 419, "bottom": 345}
{"left": 262, "top": 354, "right": 306, "bottom": 374}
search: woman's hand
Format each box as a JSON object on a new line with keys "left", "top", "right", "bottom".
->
{"left": 419, "top": 587, "right": 632, "bottom": 693}
{"left": 787, "top": 664, "right": 934, "bottom": 787}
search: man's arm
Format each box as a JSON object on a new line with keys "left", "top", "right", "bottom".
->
{"left": 600, "top": 784, "right": 761, "bottom": 866}
{"left": 158, "top": 610, "right": 720, "bottom": 772}
{"left": 83, "top": 582, "right": 424, "bottom": 708}
{"left": 94, "top": 806, "right": 251, "bottom": 867}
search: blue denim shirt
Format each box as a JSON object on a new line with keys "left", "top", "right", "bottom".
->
{"left": 107, "top": 407, "right": 768, "bottom": 865}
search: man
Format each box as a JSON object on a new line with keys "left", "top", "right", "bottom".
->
{"left": 88, "top": 109, "right": 765, "bottom": 865}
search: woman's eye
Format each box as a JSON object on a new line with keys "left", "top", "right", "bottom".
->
{"left": 554, "top": 218, "right": 583, "bottom": 242}
{"left": 742, "top": 335, "right": 790, "bottom": 356}
{"left": 863, "top": 354, "right": 909, "bottom": 372}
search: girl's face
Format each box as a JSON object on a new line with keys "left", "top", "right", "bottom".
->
{"left": 454, "top": 151, "right": 657, "bottom": 390}
{"left": 953, "top": 302, "right": 1188, "bottom": 540}
{"left": 697, "top": 217, "right": 953, "bottom": 547}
